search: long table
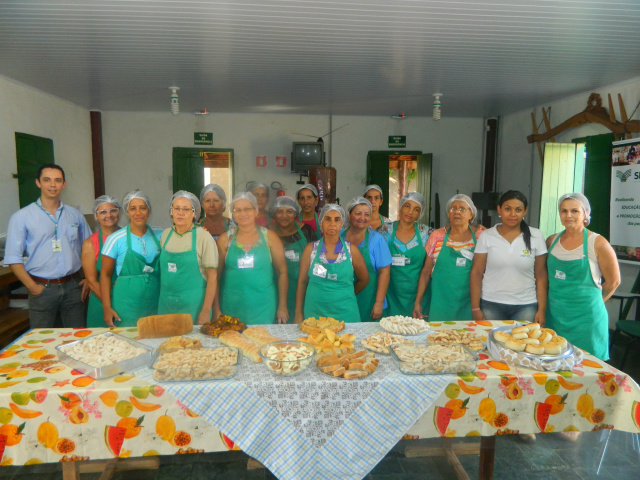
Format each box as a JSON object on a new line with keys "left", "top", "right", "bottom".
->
{"left": 0, "top": 321, "right": 638, "bottom": 479}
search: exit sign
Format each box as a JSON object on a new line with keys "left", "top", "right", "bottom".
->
{"left": 388, "top": 136, "right": 406, "bottom": 148}
{"left": 194, "top": 132, "right": 213, "bottom": 145}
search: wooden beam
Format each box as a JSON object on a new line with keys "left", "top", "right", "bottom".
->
{"left": 608, "top": 94, "right": 616, "bottom": 124}
{"left": 90, "top": 111, "right": 106, "bottom": 197}
{"left": 541, "top": 108, "right": 555, "bottom": 143}
{"left": 618, "top": 94, "right": 631, "bottom": 140}
{"left": 530, "top": 112, "right": 544, "bottom": 164}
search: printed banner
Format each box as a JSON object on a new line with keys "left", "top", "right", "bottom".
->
{"left": 610, "top": 139, "right": 640, "bottom": 262}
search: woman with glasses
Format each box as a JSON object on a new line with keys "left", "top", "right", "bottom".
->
{"left": 216, "top": 192, "right": 289, "bottom": 324}
{"left": 363, "top": 185, "right": 388, "bottom": 232}
{"left": 82, "top": 195, "right": 121, "bottom": 327}
{"left": 295, "top": 204, "right": 369, "bottom": 324}
{"left": 413, "top": 194, "right": 484, "bottom": 321}
{"left": 343, "top": 197, "right": 392, "bottom": 322}
{"left": 157, "top": 191, "right": 218, "bottom": 324}
{"left": 200, "top": 183, "right": 235, "bottom": 242}
{"left": 270, "top": 196, "right": 315, "bottom": 321}
{"left": 100, "top": 191, "right": 162, "bottom": 327}
{"left": 379, "top": 192, "right": 433, "bottom": 317}
{"left": 247, "top": 181, "right": 271, "bottom": 227}
{"left": 470, "top": 190, "right": 548, "bottom": 324}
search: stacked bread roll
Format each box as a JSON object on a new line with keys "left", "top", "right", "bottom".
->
{"left": 494, "top": 323, "right": 567, "bottom": 355}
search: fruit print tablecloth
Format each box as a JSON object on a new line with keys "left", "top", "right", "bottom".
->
{"left": 407, "top": 320, "right": 640, "bottom": 439}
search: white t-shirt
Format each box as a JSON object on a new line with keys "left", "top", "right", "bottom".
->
{"left": 549, "top": 231, "right": 602, "bottom": 289}
{"left": 475, "top": 224, "right": 548, "bottom": 305}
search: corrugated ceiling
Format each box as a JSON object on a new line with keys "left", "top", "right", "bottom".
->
{"left": 1, "top": 0, "right": 639, "bottom": 117}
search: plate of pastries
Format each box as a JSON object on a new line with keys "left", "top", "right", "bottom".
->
{"left": 489, "top": 323, "right": 573, "bottom": 359}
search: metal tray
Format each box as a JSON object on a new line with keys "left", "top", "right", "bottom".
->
{"left": 56, "top": 332, "right": 154, "bottom": 380}
{"left": 488, "top": 325, "right": 574, "bottom": 361}
{"left": 390, "top": 342, "right": 478, "bottom": 375}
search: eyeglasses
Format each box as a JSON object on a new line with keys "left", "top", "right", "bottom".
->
{"left": 233, "top": 207, "right": 255, "bottom": 214}
{"left": 449, "top": 206, "right": 469, "bottom": 213}
{"left": 171, "top": 207, "right": 194, "bottom": 213}
{"left": 97, "top": 208, "right": 119, "bottom": 216}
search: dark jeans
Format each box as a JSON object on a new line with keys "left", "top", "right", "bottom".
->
{"left": 28, "top": 280, "right": 86, "bottom": 328}
{"left": 480, "top": 299, "right": 538, "bottom": 322}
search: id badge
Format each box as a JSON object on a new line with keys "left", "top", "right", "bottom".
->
{"left": 238, "top": 254, "right": 254, "bottom": 269}
{"left": 555, "top": 270, "right": 566, "bottom": 280}
{"left": 460, "top": 249, "right": 474, "bottom": 261}
{"left": 142, "top": 265, "right": 154, "bottom": 273}
{"left": 312, "top": 263, "right": 327, "bottom": 278}
{"left": 327, "top": 273, "right": 337, "bottom": 281}
{"left": 51, "top": 239, "right": 62, "bottom": 253}
{"left": 168, "top": 263, "right": 177, "bottom": 273}
{"left": 456, "top": 257, "right": 467, "bottom": 267}
{"left": 392, "top": 255, "right": 406, "bottom": 266}
{"left": 285, "top": 250, "right": 300, "bottom": 262}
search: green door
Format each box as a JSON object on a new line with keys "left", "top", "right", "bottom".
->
{"left": 416, "top": 154, "right": 433, "bottom": 226}
{"left": 15, "top": 133, "right": 54, "bottom": 208}
{"left": 172, "top": 148, "right": 205, "bottom": 198}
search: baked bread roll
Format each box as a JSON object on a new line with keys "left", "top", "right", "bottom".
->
{"left": 506, "top": 337, "right": 526, "bottom": 352}
{"left": 522, "top": 338, "right": 540, "bottom": 345}
{"left": 551, "top": 336, "right": 568, "bottom": 348}
{"left": 494, "top": 331, "right": 511, "bottom": 343}
{"left": 512, "top": 331, "right": 528, "bottom": 340}
{"left": 528, "top": 329, "right": 542, "bottom": 339}
{"left": 538, "top": 332, "right": 553, "bottom": 343}
{"left": 219, "top": 330, "right": 262, "bottom": 363}
{"left": 242, "top": 327, "right": 283, "bottom": 346}
{"left": 526, "top": 323, "right": 541, "bottom": 331}
{"left": 542, "top": 342, "right": 562, "bottom": 355}
{"left": 137, "top": 314, "right": 193, "bottom": 338}
{"left": 512, "top": 325, "right": 529, "bottom": 335}
{"left": 525, "top": 344, "right": 545, "bottom": 355}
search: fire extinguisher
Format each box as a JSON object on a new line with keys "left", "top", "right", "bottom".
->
{"left": 271, "top": 181, "right": 286, "bottom": 197}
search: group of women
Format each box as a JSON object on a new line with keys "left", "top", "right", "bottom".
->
{"left": 82, "top": 182, "right": 620, "bottom": 361}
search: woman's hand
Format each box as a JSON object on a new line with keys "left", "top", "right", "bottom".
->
{"left": 370, "top": 301, "right": 384, "bottom": 320}
{"left": 472, "top": 309, "right": 485, "bottom": 322}
{"left": 276, "top": 305, "right": 289, "bottom": 324}
{"left": 197, "top": 310, "right": 211, "bottom": 325}
{"left": 103, "top": 307, "right": 120, "bottom": 328}
{"left": 534, "top": 309, "right": 545, "bottom": 327}
{"left": 412, "top": 304, "right": 423, "bottom": 320}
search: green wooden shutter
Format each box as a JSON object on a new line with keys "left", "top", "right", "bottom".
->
{"left": 15, "top": 133, "right": 54, "bottom": 208}
{"left": 416, "top": 154, "right": 432, "bottom": 226}
{"left": 172, "top": 148, "right": 204, "bottom": 198}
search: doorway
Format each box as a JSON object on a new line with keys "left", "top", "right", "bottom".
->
{"left": 15, "top": 133, "right": 54, "bottom": 208}
{"left": 366, "top": 151, "right": 432, "bottom": 223}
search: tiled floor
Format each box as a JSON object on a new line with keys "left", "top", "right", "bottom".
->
{"left": 2, "top": 331, "right": 639, "bottom": 480}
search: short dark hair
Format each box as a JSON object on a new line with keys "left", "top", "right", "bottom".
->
{"left": 37, "top": 163, "right": 65, "bottom": 181}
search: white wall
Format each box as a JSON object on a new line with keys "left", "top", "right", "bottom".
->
{"left": 101, "top": 111, "right": 485, "bottom": 228}
{"left": 0, "top": 75, "right": 93, "bottom": 231}
{"left": 498, "top": 76, "right": 640, "bottom": 323}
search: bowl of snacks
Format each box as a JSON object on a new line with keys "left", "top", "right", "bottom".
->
{"left": 259, "top": 341, "right": 316, "bottom": 376}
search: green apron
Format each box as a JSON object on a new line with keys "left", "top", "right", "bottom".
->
{"left": 384, "top": 222, "right": 428, "bottom": 317}
{"left": 158, "top": 227, "right": 207, "bottom": 323}
{"left": 111, "top": 226, "right": 161, "bottom": 327}
{"left": 221, "top": 228, "right": 277, "bottom": 324}
{"left": 428, "top": 227, "right": 476, "bottom": 321}
{"left": 299, "top": 212, "right": 321, "bottom": 240}
{"left": 304, "top": 238, "right": 360, "bottom": 323}
{"left": 282, "top": 223, "right": 308, "bottom": 322}
{"left": 87, "top": 229, "right": 110, "bottom": 327}
{"left": 346, "top": 227, "right": 379, "bottom": 322}
{"left": 546, "top": 229, "right": 609, "bottom": 360}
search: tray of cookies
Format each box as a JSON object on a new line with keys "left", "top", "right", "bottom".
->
{"left": 151, "top": 346, "right": 239, "bottom": 381}
{"left": 316, "top": 347, "right": 379, "bottom": 379}
{"left": 390, "top": 343, "right": 478, "bottom": 375}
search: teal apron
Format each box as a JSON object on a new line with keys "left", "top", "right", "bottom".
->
{"left": 87, "top": 230, "right": 111, "bottom": 327}
{"left": 221, "top": 228, "right": 277, "bottom": 324}
{"left": 111, "top": 226, "right": 161, "bottom": 327}
{"left": 304, "top": 238, "right": 361, "bottom": 323}
{"left": 158, "top": 227, "right": 207, "bottom": 323}
{"left": 282, "top": 223, "right": 308, "bottom": 322}
{"left": 346, "top": 228, "right": 379, "bottom": 322}
{"left": 299, "top": 212, "right": 321, "bottom": 240}
{"left": 546, "top": 229, "right": 609, "bottom": 360}
{"left": 428, "top": 227, "right": 476, "bottom": 321}
{"left": 384, "top": 222, "right": 428, "bottom": 317}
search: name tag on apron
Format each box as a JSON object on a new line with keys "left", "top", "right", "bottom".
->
{"left": 313, "top": 263, "right": 327, "bottom": 278}
{"left": 555, "top": 270, "right": 566, "bottom": 280}
{"left": 142, "top": 265, "right": 154, "bottom": 273}
{"left": 168, "top": 263, "right": 177, "bottom": 273}
{"left": 392, "top": 255, "right": 406, "bottom": 266}
{"left": 52, "top": 239, "right": 62, "bottom": 253}
{"left": 460, "top": 249, "right": 474, "bottom": 260}
{"left": 285, "top": 250, "right": 300, "bottom": 262}
{"left": 238, "top": 254, "right": 254, "bottom": 269}
{"left": 456, "top": 257, "right": 467, "bottom": 267}
{"left": 327, "top": 273, "right": 337, "bottom": 281}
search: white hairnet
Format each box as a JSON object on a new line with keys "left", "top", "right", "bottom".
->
{"left": 123, "top": 190, "right": 151, "bottom": 213}
{"left": 319, "top": 204, "right": 346, "bottom": 231}
{"left": 558, "top": 193, "right": 591, "bottom": 225}
{"left": 230, "top": 191, "right": 258, "bottom": 212}
{"left": 171, "top": 190, "right": 201, "bottom": 222}
{"left": 246, "top": 181, "right": 270, "bottom": 197}
{"left": 363, "top": 184, "right": 384, "bottom": 199}
{"left": 296, "top": 184, "right": 318, "bottom": 198}
{"left": 399, "top": 192, "right": 426, "bottom": 217}
{"left": 269, "top": 196, "right": 300, "bottom": 217}
{"left": 446, "top": 194, "right": 477, "bottom": 222}
{"left": 200, "top": 184, "right": 227, "bottom": 208}
{"left": 345, "top": 196, "right": 372, "bottom": 215}
{"left": 93, "top": 195, "right": 121, "bottom": 220}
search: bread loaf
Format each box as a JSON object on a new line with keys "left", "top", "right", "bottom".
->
{"left": 219, "top": 330, "right": 262, "bottom": 363}
{"left": 242, "top": 327, "right": 282, "bottom": 346}
{"left": 137, "top": 314, "right": 193, "bottom": 338}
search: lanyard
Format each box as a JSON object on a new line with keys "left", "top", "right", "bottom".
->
{"left": 37, "top": 201, "right": 64, "bottom": 239}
